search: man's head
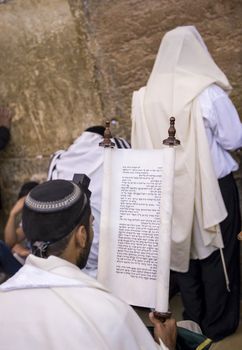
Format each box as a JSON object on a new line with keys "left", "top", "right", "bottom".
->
{"left": 22, "top": 175, "right": 93, "bottom": 268}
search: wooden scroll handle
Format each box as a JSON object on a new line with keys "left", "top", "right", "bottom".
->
{"left": 163, "top": 117, "right": 180, "bottom": 146}
{"left": 153, "top": 311, "right": 172, "bottom": 323}
{"left": 99, "top": 120, "right": 115, "bottom": 148}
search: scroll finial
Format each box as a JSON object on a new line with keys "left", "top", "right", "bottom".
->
{"left": 99, "top": 120, "right": 115, "bottom": 148}
{"left": 163, "top": 117, "right": 180, "bottom": 146}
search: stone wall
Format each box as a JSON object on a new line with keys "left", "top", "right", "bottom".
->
{"left": 0, "top": 0, "right": 241, "bottom": 280}
{"left": 0, "top": 0, "right": 104, "bottom": 218}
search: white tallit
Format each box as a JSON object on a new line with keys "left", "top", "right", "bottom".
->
{"left": 131, "top": 26, "right": 230, "bottom": 272}
{"left": 47, "top": 131, "right": 105, "bottom": 277}
{"left": 47, "top": 131, "right": 130, "bottom": 277}
{"left": 0, "top": 255, "right": 165, "bottom": 350}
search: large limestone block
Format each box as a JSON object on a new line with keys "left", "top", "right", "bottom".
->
{"left": 0, "top": 0, "right": 104, "bottom": 228}
{"left": 0, "top": 0, "right": 103, "bottom": 159}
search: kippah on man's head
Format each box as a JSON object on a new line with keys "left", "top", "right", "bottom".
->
{"left": 22, "top": 176, "right": 91, "bottom": 245}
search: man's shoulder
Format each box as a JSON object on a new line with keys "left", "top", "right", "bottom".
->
{"left": 204, "top": 84, "right": 228, "bottom": 101}
{"left": 198, "top": 84, "right": 228, "bottom": 113}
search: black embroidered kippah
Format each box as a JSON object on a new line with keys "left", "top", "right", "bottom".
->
{"left": 22, "top": 178, "right": 91, "bottom": 243}
{"left": 25, "top": 181, "right": 81, "bottom": 212}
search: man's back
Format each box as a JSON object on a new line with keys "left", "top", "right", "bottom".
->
{"left": 47, "top": 130, "right": 130, "bottom": 278}
{"left": 0, "top": 255, "right": 158, "bottom": 350}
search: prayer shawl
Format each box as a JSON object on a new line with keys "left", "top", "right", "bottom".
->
{"left": 131, "top": 26, "right": 230, "bottom": 272}
{"left": 47, "top": 131, "right": 130, "bottom": 277}
{"left": 0, "top": 255, "right": 165, "bottom": 350}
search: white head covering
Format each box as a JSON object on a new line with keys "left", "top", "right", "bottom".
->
{"left": 131, "top": 26, "right": 230, "bottom": 272}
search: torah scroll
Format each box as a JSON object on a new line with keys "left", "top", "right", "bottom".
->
{"left": 98, "top": 147, "right": 175, "bottom": 313}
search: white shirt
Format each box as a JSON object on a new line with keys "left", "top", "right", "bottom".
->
{"left": 191, "top": 84, "right": 242, "bottom": 259}
{"left": 0, "top": 255, "right": 167, "bottom": 350}
{"left": 199, "top": 84, "right": 242, "bottom": 179}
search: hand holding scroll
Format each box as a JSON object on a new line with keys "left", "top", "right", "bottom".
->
{"left": 149, "top": 312, "right": 177, "bottom": 350}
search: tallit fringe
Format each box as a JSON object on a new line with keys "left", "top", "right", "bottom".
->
{"left": 219, "top": 248, "right": 230, "bottom": 292}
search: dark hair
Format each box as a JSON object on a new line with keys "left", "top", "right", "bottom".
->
{"left": 34, "top": 203, "right": 91, "bottom": 258}
{"left": 18, "top": 181, "right": 39, "bottom": 199}
{"left": 85, "top": 125, "right": 105, "bottom": 136}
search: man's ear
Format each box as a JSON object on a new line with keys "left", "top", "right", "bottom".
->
{"left": 75, "top": 225, "right": 87, "bottom": 249}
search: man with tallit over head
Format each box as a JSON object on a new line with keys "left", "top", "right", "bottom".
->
{"left": 131, "top": 26, "right": 242, "bottom": 341}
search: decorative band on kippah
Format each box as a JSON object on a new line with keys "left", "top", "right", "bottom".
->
{"left": 25, "top": 182, "right": 82, "bottom": 212}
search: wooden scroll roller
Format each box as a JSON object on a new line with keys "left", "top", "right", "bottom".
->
{"left": 154, "top": 117, "right": 180, "bottom": 323}
{"left": 99, "top": 120, "right": 115, "bottom": 148}
{"left": 163, "top": 117, "right": 180, "bottom": 146}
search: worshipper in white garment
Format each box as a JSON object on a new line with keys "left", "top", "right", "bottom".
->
{"left": 131, "top": 25, "right": 242, "bottom": 342}
{"left": 0, "top": 175, "right": 177, "bottom": 350}
{"left": 47, "top": 125, "right": 130, "bottom": 278}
